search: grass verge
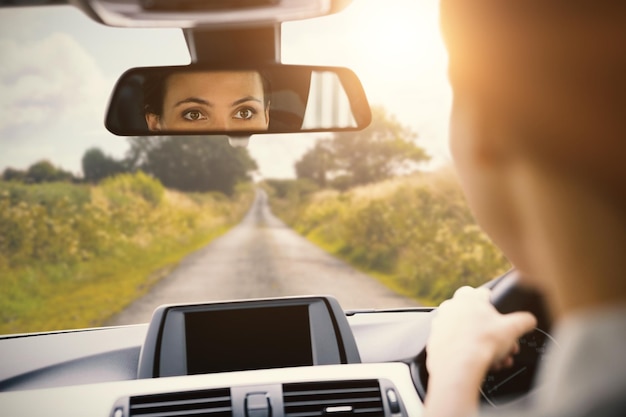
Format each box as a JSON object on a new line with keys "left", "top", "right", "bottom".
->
{"left": 0, "top": 175, "right": 254, "bottom": 334}
{"left": 0, "top": 226, "right": 230, "bottom": 334}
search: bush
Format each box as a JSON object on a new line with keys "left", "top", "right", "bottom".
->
{"left": 267, "top": 169, "right": 510, "bottom": 305}
{"left": 0, "top": 181, "right": 91, "bottom": 207}
{"left": 0, "top": 178, "right": 254, "bottom": 333}
{"left": 101, "top": 171, "right": 164, "bottom": 207}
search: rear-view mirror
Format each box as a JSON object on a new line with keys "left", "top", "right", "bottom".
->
{"left": 105, "top": 64, "right": 371, "bottom": 136}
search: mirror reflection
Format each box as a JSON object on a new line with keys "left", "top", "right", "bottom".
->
{"left": 105, "top": 65, "right": 371, "bottom": 135}
{"left": 144, "top": 71, "right": 270, "bottom": 132}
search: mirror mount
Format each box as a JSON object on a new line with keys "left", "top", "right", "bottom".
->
{"left": 184, "top": 25, "right": 281, "bottom": 65}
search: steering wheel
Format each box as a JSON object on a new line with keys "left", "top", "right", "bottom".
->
{"left": 410, "top": 269, "right": 553, "bottom": 407}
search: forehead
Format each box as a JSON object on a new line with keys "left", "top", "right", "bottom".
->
{"left": 164, "top": 71, "right": 264, "bottom": 98}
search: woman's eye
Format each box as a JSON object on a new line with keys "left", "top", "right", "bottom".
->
{"left": 182, "top": 110, "right": 206, "bottom": 121}
{"left": 234, "top": 108, "right": 256, "bottom": 120}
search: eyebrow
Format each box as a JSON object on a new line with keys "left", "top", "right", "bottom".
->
{"left": 173, "top": 96, "right": 263, "bottom": 108}
{"left": 231, "top": 96, "right": 263, "bottom": 106}
{"left": 174, "top": 97, "right": 212, "bottom": 108}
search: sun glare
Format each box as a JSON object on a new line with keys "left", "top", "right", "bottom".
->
{"left": 273, "top": 0, "right": 453, "bottom": 176}
{"left": 344, "top": 0, "right": 447, "bottom": 70}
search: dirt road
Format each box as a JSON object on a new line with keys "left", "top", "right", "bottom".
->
{"left": 106, "top": 189, "right": 418, "bottom": 326}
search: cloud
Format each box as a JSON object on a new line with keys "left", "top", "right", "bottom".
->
{"left": 0, "top": 32, "right": 119, "bottom": 173}
{"left": 0, "top": 33, "right": 109, "bottom": 135}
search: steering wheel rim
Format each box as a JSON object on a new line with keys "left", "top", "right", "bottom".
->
{"left": 410, "top": 269, "right": 551, "bottom": 403}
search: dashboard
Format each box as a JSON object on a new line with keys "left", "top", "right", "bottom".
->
{"left": 0, "top": 290, "right": 552, "bottom": 417}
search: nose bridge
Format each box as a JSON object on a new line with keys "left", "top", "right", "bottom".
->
{"left": 212, "top": 107, "right": 230, "bottom": 130}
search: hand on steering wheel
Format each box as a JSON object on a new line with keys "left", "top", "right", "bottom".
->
{"left": 424, "top": 285, "right": 537, "bottom": 417}
{"left": 411, "top": 269, "right": 552, "bottom": 414}
{"left": 427, "top": 286, "right": 537, "bottom": 376}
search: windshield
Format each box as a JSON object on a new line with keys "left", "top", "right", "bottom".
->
{"left": 0, "top": 1, "right": 509, "bottom": 335}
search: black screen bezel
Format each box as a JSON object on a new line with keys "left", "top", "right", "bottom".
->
{"left": 138, "top": 296, "right": 359, "bottom": 378}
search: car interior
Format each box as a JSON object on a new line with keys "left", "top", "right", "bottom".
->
{"left": 0, "top": 1, "right": 554, "bottom": 416}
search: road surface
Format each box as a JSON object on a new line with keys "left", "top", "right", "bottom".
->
{"left": 106, "top": 189, "right": 418, "bottom": 326}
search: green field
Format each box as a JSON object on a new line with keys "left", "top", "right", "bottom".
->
{"left": 0, "top": 173, "right": 254, "bottom": 334}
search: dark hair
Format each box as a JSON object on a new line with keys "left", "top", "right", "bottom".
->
{"left": 143, "top": 70, "right": 170, "bottom": 116}
{"left": 143, "top": 69, "right": 271, "bottom": 117}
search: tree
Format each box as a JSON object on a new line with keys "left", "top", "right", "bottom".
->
{"left": 2, "top": 167, "right": 26, "bottom": 182}
{"left": 295, "top": 106, "right": 429, "bottom": 189}
{"left": 82, "top": 148, "right": 126, "bottom": 183}
{"left": 25, "top": 160, "right": 74, "bottom": 183}
{"left": 294, "top": 140, "right": 334, "bottom": 188}
{"left": 127, "top": 136, "right": 257, "bottom": 195}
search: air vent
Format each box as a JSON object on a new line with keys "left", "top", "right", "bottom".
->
{"left": 283, "top": 380, "right": 384, "bottom": 417}
{"left": 129, "top": 388, "right": 232, "bottom": 417}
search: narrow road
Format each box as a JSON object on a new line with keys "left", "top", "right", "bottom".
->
{"left": 106, "top": 189, "right": 418, "bottom": 326}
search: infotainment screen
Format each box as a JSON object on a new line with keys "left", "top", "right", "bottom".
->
{"left": 185, "top": 305, "right": 313, "bottom": 374}
{"left": 137, "top": 296, "right": 361, "bottom": 378}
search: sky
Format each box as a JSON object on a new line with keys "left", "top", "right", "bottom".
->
{"left": 0, "top": 0, "right": 452, "bottom": 179}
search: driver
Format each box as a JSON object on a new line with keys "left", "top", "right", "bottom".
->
{"left": 143, "top": 70, "right": 271, "bottom": 132}
{"left": 424, "top": 1, "right": 626, "bottom": 417}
